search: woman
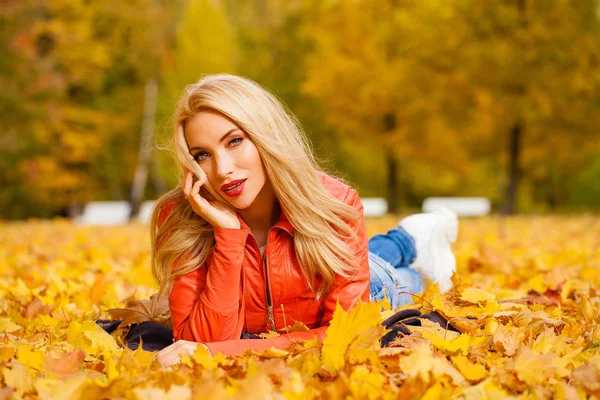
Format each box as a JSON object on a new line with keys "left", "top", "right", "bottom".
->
{"left": 151, "top": 74, "right": 457, "bottom": 366}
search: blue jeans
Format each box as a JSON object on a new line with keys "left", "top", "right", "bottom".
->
{"left": 368, "top": 227, "right": 421, "bottom": 308}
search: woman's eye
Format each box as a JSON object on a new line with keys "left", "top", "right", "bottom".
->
{"left": 194, "top": 152, "right": 209, "bottom": 162}
{"left": 229, "top": 137, "right": 243, "bottom": 147}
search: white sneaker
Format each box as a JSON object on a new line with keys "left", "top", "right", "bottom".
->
{"left": 399, "top": 207, "right": 458, "bottom": 293}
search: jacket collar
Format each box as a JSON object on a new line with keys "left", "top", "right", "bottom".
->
{"left": 236, "top": 208, "right": 294, "bottom": 236}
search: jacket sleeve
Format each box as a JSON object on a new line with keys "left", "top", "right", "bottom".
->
{"left": 162, "top": 203, "right": 251, "bottom": 342}
{"left": 204, "top": 188, "right": 371, "bottom": 357}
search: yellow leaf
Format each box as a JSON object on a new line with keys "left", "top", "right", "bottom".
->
{"left": 348, "top": 325, "right": 385, "bottom": 367}
{"left": 421, "top": 382, "right": 444, "bottom": 400}
{"left": 258, "top": 331, "right": 280, "bottom": 339}
{"left": 0, "top": 347, "right": 16, "bottom": 362}
{"left": 460, "top": 287, "right": 496, "bottom": 303}
{"left": 420, "top": 330, "right": 487, "bottom": 355}
{"left": 133, "top": 384, "right": 191, "bottom": 400}
{"left": 451, "top": 355, "right": 488, "bottom": 382}
{"left": 0, "top": 318, "right": 22, "bottom": 333}
{"left": 459, "top": 379, "right": 512, "bottom": 399}
{"left": 348, "top": 365, "right": 386, "bottom": 400}
{"left": 35, "top": 374, "right": 88, "bottom": 400}
{"left": 103, "top": 349, "right": 119, "bottom": 381}
{"left": 280, "top": 320, "right": 310, "bottom": 333}
{"left": 192, "top": 343, "right": 217, "bottom": 369}
{"left": 579, "top": 295, "right": 597, "bottom": 324}
{"left": 514, "top": 347, "right": 556, "bottom": 384}
{"left": 66, "top": 320, "right": 121, "bottom": 357}
{"left": 321, "top": 300, "right": 383, "bottom": 373}
{"left": 16, "top": 346, "right": 45, "bottom": 371}
{"left": 527, "top": 274, "right": 546, "bottom": 294}
{"left": 398, "top": 343, "right": 465, "bottom": 385}
{"left": 3, "top": 363, "right": 35, "bottom": 398}
{"left": 303, "top": 338, "right": 321, "bottom": 349}
{"left": 256, "top": 347, "right": 289, "bottom": 358}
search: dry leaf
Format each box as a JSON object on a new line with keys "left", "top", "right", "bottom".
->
{"left": 45, "top": 350, "right": 86, "bottom": 376}
{"left": 107, "top": 293, "right": 170, "bottom": 329}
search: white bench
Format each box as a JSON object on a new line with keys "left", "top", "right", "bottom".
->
{"left": 75, "top": 200, "right": 157, "bottom": 225}
{"left": 75, "top": 201, "right": 131, "bottom": 225}
{"left": 361, "top": 198, "right": 388, "bottom": 217}
{"left": 137, "top": 200, "right": 156, "bottom": 225}
{"left": 422, "top": 197, "right": 491, "bottom": 217}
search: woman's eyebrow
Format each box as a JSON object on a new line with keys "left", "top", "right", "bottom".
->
{"left": 189, "top": 128, "right": 241, "bottom": 152}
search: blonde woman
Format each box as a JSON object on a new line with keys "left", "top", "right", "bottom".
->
{"left": 146, "top": 75, "right": 458, "bottom": 366}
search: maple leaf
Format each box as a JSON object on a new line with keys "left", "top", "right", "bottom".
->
{"left": 22, "top": 297, "right": 55, "bottom": 320}
{"left": 107, "top": 293, "right": 170, "bottom": 329}
{"left": 571, "top": 362, "right": 600, "bottom": 397}
{"left": 398, "top": 342, "right": 465, "bottom": 385}
{"left": 514, "top": 347, "right": 558, "bottom": 384}
{"left": 491, "top": 323, "right": 520, "bottom": 356}
{"left": 258, "top": 331, "right": 280, "bottom": 339}
{"left": 321, "top": 300, "right": 383, "bottom": 373}
{"left": 0, "top": 387, "right": 14, "bottom": 400}
{"left": 44, "top": 350, "right": 86, "bottom": 376}
{"left": 133, "top": 384, "right": 192, "bottom": 400}
{"left": 34, "top": 374, "right": 90, "bottom": 400}
{"left": 66, "top": 320, "right": 121, "bottom": 356}
{"left": 451, "top": 355, "right": 488, "bottom": 382}
{"left": 0, "top": 347, "right": 15, "bottom": 363}
{"left": 0, "top": 318, "right": 22, "bottom": 333}
{"left": 16, "top": 345, "right": 45, "bottom": 371}
{"left": 460, "top": 287, "right": 496, "bottom": 304}
{"left": 279, "top": 320, "right": 310, "bottom": 333}
{"left": 347, "top": 365, "right": 387, "bottom": 400}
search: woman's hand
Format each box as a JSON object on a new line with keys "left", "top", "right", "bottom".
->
{"left": 182, "top": 169, "right": 240, "bottom": 229}
{"left": 155, "top": 340, "right": 210, "bottom": 367}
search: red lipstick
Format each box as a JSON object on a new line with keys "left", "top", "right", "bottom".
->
{"left": 221, "top": 179, "right": 246, "bottom": 197}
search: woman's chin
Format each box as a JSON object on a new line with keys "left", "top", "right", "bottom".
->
{"left": 227, "top": 196, "right": 255, "bottom": 211}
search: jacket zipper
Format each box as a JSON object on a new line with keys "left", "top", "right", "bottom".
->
{"left": 263, "top": 254, "right": 276, "bottom": 331}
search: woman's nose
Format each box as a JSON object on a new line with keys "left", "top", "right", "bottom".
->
{"left": 215, "top": 153, "right": 235, "bottom": 178}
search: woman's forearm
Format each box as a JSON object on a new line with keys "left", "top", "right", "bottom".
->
{"left": 170, "top": 226, "right": 249, "bottom": 342}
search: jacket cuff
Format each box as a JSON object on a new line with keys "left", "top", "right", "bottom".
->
{"left": 213, "top": 226, "right": 250, "bottom": 249}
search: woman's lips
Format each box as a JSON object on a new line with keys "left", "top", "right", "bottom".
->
{"left": 221, "top": 179, "right": 246, "bottom": 197}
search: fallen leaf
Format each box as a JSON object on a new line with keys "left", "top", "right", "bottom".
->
{"left": 45, "top": 350, "right": 86, "bottom": 376}
{"left": 107, "top": 293, "right": 170, "bottom": 329}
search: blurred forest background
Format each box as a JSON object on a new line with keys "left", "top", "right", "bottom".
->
{"left": 1, "top": 0, "right": 599, "bottom": 219}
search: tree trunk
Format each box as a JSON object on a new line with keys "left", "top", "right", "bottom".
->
{"left": 151, "top": 155, "right": 167, "bottom": 195}
{"left": 503, "top": 122, "right": 522, "bottom": 215}
{"left": 129, "top": 78, "right": 158, "bottom": 219}
{"left": 386, "top": 151, "right": 398, "bottom": 214}
{"left": 383, "top": 113, "right": 398, "bottom": 213}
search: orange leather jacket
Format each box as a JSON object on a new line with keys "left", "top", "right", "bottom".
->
{"left": 162, "top": 172, "right": 370, "bottom": 357}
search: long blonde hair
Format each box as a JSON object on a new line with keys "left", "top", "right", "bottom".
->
{"left": 150, "top": 74, "right": 361, "bottom": 300}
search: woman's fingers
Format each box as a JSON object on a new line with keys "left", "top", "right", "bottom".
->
{"left": 182, "top": 170, "right": 207, "bottom": 208}
{"left": 156, "top": 340, "right": 198, "bottom": 367}
{"left": 189, "top": 175, "right": 210, "bottom": 210}
{"left": 182, "top": 169, "right": 193, "bottom": 198}
{"left": 179, "top": 169, "right": 240, "bottom": 229}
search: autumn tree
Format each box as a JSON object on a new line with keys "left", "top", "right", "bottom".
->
{"left": 152, "top": 0, "right": 237, "bottom": 191}
{"left": 302, "top": 0, "right": 474, "bottom": 212}
{"left": 0, "top": 0, "right": 181, "bottom": 218}
{"left": 451, "top": 0, "right": 600, "bottom": 213}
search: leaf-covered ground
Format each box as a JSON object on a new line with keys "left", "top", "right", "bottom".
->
{"left": 0, "top": 215, "right": 599, "bottom": 399}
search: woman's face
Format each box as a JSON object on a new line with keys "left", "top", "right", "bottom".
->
{"left": 184, "top": 110, "right": 269, "bottom": 210}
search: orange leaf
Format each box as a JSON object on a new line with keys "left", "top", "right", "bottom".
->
{"left": 45, "top": 350, "right": 86, "bottom": 376}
